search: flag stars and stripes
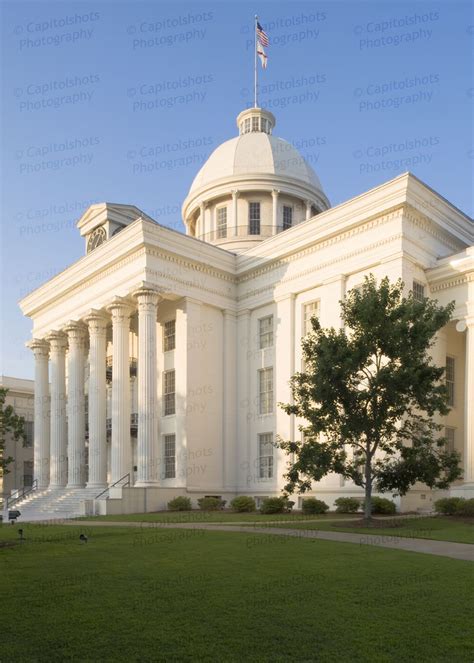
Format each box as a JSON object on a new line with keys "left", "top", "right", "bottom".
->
{"left": 257, "top": 21, "right": 269, "bottom": 46}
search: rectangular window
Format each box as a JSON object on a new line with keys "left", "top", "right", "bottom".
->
{"left": 446, "top": 356, "right": 455, "bottom": 407}
{"left": 23, "top": 421, "right": 34, "bottom": 448}
{"left": 283, "top": 206, "right": 293, "bottom": 230}
{"left": 163, "top": 370, "right": 176, "bottom": 416}
{"left": 445, "top": 427, "right": 455, "bottom": 452}
{"left": 259, "top": 367, "right": 273, "bottom": 415}
{"left": 23, "top": 461, "right": 33, "bottom": 487}
{"left": 259, "top": 315, "right": 273, "bottom": 349}
{"left": 164, "top": 434, "right": 176, "bottom": 479}
{"left": 303, "top": 300, "right": 320, "bottom": 335}
{"left": 244, "top": 118, "right": 251, "bottom": 133}
{"left": 252, "top": 116, "right": 259, "bottom": 132}
{"left": 217, "top": 207, "right": 227, "bottom": 239}
{"left": 249, "top": 202, "right": 261, "bottom": 235}
{"left": 163, "top": 320, "right": 176, "bottom": 352}
{"left": 258, "top": 433, "right": 274, "bottom": 479}
{"left": 261, "top": 118, "right": 268, "bottom": 133}
{"left": 413, "top": 280, "right": 425, "bottom": 302}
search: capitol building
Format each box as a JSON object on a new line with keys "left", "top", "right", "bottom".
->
{"left": 12, "top": 106, "right": 474, "bottom": 519}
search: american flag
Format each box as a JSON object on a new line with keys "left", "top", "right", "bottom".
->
{"left": 256, "top": 21, "right": 269, "bottom": 46}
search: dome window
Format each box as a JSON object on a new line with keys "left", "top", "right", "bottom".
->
{"left": 283, "top": 206, "right": 293, "bottom": 230}
{"left": 249, "top": 202, "right": 261, "bottom": 235}
{"left": 252, "top": 116, "right": 259, "bottom": 132}
{"left": 243, "top": 118, "right": 251, "bottom": 134}
{"left": 216, "top": 207, "right": 227, "bottom": 239}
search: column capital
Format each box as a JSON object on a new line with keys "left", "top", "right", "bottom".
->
{"left": 46, "top": 330, "right": 67, "bottom": 351}
{"left": 456, "top": 316, "right": 474, "bottom": 333}
{"left": 106, "top": 296, "right": 134, "bottom": 319}
{"left": 26, "top": 338, "right": 49, "bottom": 357}
{"left": 85, "top": 309, "right": 109, "bottom": 335}
{"left": 132, "top": 282, "right": 163, "bottom": 308}
{"left": 64, "top": 320, "right": 88, "bottom": 344}
{"left": 231, "top": 189, "right": 240, "bottom": 198}
{"left": 272, "top": 188, "right": 280, "bottom": 197}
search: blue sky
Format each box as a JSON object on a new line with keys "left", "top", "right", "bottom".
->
{"left": 1, "top": 0, "right": 472, "bottom": 379}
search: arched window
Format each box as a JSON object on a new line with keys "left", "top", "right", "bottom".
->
{"left": 87, "top": 226, "right": 106, "bottom": 253}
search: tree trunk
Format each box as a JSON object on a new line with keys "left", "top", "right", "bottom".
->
{"left": 364, "top": 457, "right": 372, "bottom": 524}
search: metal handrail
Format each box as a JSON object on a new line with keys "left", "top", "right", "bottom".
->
{"left": 95, "top": 473, "right": 130, "bottom": 500}
{"left": 7, "top": 479, "right": 38, "bottom": 510}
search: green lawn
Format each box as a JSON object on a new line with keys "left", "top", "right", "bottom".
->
{"left": 79, "top": 510, "right": 359, "bottom": 524}
{"left": 265, "top": 516, "right": 474, "bottom": 544}
{"left": 1, "top": 523, "right": 473, "bottom": 662}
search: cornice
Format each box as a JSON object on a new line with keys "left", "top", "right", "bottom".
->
{"left": 429, "top": 273, "right": 474, "bottom": 293}
{"left": 238, "top": 232, "right": 404, "bottom": 302}
{"left": 403, "top": 205, "right": 468, "bottom": 253}
{"left": 237, "top": 207, "right": 403, "bottom": 284}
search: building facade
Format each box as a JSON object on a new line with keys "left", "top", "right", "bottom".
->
{"left": 0, "top": 376, "right": 34, "bottom": 505}
{"left": 14, "top": 107, "right": 474, "bottom": 519}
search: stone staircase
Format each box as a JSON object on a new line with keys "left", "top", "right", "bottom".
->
{"left": 9, "top": 487, "right": 101, "bottom": 521}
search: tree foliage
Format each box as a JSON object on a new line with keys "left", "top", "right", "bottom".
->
{"left": 0, "top": 388, "right": 26, "bottom": 476}
{"left": 279, "top": 276, "right": 461, "bottom": 520}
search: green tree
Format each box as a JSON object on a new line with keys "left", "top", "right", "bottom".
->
{"left": 279, "top": 276, "right": 462, "bottom": 522}
{"left": 0, "top": 388, "right": 26, "bottom": 476}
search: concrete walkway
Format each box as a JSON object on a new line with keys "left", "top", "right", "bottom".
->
{"left": 55, "top": 519, "right": 474, "bottom": 562}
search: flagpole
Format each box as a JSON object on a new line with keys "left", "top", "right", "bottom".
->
{"left": 254, "top": 14, "right": 258, "bottom": 108}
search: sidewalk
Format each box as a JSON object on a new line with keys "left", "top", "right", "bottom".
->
{"left": 54, "top": 518, "right": 474, "bottom": 561}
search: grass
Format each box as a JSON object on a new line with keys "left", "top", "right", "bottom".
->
{"left": 265, "top": 516, "right": 474, "bottom": 544}
{"left": 78, "top": 510, "right": 360, "bottom": 524}
{"left": 1, "top": 522, "right": 473, "bottom": 662}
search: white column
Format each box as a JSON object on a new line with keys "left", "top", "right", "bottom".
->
{"left": 27, "top": 339, "right": 50, "bottom": 489}
{"left": 85, "top": 310, "right": 108, "bottom": 488}
{"left": 199, "top": 202, "right": 205, "bottom": 239}
{"left": 107, "top": 298, "right": 133, "bottom": 483}
{"left": 232, "top": 190, "right": 239, "bottom": 237}
{"left": 465, "top": 319, "right": 474, "bottom": 483}
{"left": 236, "top": 309, "right": 251, "bottom": 488}
{"left": 305, "top": 200, "right": 312, "bottom": 220}
{"left": 275, "top": 294, "right": 295, "bottom": 485}
{"left": 223, "top": 309, "right": 237, "bottom": 490}
{"left": 457, "top": 316, "right": 474, "bottom": 484}
{"left": 64, "top": 321, "right": 87, "bottom": 488}
{"left": 272, "top": 189, "right": 279, "bottom": 233}
{"left": 133, "top": 285, "right": 161, "bottom": 487}
{"left": 47, "top": 331, "right": 67, "bottom": 488}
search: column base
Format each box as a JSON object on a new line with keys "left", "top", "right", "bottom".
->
{"left": 86, "top": 483, "right": 107, "bottom": 490}
{"left": 66, "top": 483, "right": 86, "bottom": 489}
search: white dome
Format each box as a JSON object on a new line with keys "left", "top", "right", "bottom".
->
{"left": 190, "top": 132, "right": 324, "bottom": 195}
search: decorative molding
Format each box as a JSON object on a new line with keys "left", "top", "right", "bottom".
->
{"left": 404, "top": 205, "right": 468, "bottom": 253}
{"left": 430, "top": 273, "right": 474, "bottom": 293}
{"left": 237, "top": 207, "right": 403, "bottom": 284}
{"left": 238, "top": 232, "right": 404, "bottom": 301}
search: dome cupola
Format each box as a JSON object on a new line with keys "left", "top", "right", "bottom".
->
{"left": 182, "top": 107, "right": 330, "bottom": 253}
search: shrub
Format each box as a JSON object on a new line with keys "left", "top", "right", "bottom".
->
{"left": 230, "top": 496, "right": 256, "bottom": 512}
{"left": 334, "top": 497, "right": 360, "bottom": 513}
{"left": 455, "top": 498, "right": 474, "bottom": 517}
{"left": 365, "top": 496, "right": 397, "bottom": 515}
{"left": 434, "top": 497, "right": 465, "bottom": 515}
{"left": 260, "top": 497, "right": 293, "bottom": 514}
{"left": 197, "top": 496, "right": 224, "bottom": 511}
{"left": 167, "top": 496, "right": 191, "bottom": 511}
{"left": 301, "top": 498, "right": 329, "bottom": 514}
